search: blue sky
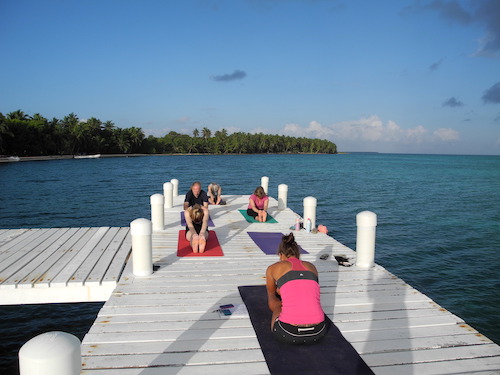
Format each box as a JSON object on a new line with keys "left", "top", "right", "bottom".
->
{"left": 1, "top": 0, "right": 499, "bottom": 155}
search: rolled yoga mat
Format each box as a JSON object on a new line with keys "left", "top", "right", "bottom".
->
{"left": 238, "top": 285, "right": 374, "bottom": 375}
{"left": 247, "top": 232, "right": 308, "bottom": 255}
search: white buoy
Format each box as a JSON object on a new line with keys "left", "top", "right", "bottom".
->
{"left": 355, "top": 211, "right": 377, "bottom": 268}
{"left": 130, "top": 218, "right": 153, "bottom": 276}
{"left": 19, "top": 331, "right": 81, "bottom": 375}
{"left": 261, "top": 176, "right": 269, "bottom": 194}
{"left": 150, "top": 194, "right": 164, "bottom": 231}
{"left": 303, "top": 196, "right": 317, "bottom": 230}
{"left": 278, "top": 184, "right": 288, "bottom": 210}
{"left": 163, "top": 182, "right": 173, "bottom": 209}
{"left": 170, "top": 178, "right": 179, "bottom": 197}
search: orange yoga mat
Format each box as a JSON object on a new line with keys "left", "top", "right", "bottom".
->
{"left": 177, "top": 230, "right": 224, "bottom": 257}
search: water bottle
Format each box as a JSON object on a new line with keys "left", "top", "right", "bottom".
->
{"left": 306, "top": 218, "right": 311, "bottom": 233}
{"left": 295, "top": 217, "right": 300, "bottom": 231}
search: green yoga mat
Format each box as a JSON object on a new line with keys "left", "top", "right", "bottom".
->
{"left": 239, "top": 210, "right": 278, "bottom": 223}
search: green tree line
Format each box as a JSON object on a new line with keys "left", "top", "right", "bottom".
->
{"left": 0, "top": 110, "right": 337, "bottom": 156}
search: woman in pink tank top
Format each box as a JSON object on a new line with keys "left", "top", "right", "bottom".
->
{"left": 266, "top": 233, "right": 329, "bottom": 344}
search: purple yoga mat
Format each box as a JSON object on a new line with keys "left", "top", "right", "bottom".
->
{"left": 247, "top": 232, "right": 308, "bottom": 255}
{"left": 180, "top": 212, "right": 215, "bottom": 227}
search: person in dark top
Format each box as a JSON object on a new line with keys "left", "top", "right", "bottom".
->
{"left": 184, "top": 181, "right": 209, "bottom": 210}
{"left": 184, "top": 203, "right": 209, "bottom": 253}
{"left": 266, "top": 233, "right": 329, "bottom": 344}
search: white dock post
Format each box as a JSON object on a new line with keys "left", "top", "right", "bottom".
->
{"left": 19, "top": 331, "right": 81, "bottom": 375}
{"left": 163, "top": 182, "right": 173, "bottom": 209}
{"left": 170, "top": 178, "right": 179, "bottom": 197}
{"left": 130, "top": 218, "right": 153, "bottom": 276}
{"left": 303, "top": 196, "right": 317, "bottom": 230}
{"left": 150, "top": 194, "right": 164, "bottom": 231}
{"left": 261, "top": 176, "right": 269, "bottom": 194}
{"left": 355, "top": 211, "right": 377, "bottom": 268}
{"left": 278, "top": 184, "right": 288, "bottom": 210}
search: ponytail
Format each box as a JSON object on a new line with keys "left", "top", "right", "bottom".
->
{"left": 278, "top": 232, "right": 300, "bottom": 258}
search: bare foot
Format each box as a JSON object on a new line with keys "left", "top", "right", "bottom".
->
{"left": 198, "top": 236, "right": 207, "bottom": 253}
{"left": 191, "top": 235, "right": 199, "bottom": 253}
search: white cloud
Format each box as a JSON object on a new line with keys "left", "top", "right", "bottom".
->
{"left": 432, "top": 128, "right": 460, "bottom": 141}
{"left": 175, "top": 116, "right": 191, "bottom": 124}
{"left": 143, "top": 127, "right": 172, "bottom": 137}
{"left": 282, "top": 116, "right": 460, "bottom": 146}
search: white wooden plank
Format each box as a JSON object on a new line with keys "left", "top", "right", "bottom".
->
{"left": 366, "top": 343, "right": 500, "bottom": 367}
{"left": 16, "top": 228, "right": 83, "bottom": 288}
{"left": 353, "top": 333, "right": 496, "bottom": 355}
{"left": 82, "top": 348, "right": 266, "bottom": 369}
{"left": 102, "top": 230, "right": 131, "bottom": 284}
{"left": 85, "top": 227, "right": 129, "bottom": 286}
{"left": 50, "top": 227, "right": 110, "bottom": 287}
{"left": 70, "top": 227, "right": 121, "bottom": 286}
{"left": 0, "top": 228, "right": 28, "bottom": 246}
{"left": 0, "top": 228, "right": 52, "bottom": 268}
{"left": 81, "top": 361, "right": 270, "bottom": 375}
{"left": 83, "top": 326, "right": 259, "bottom": 344}
{"left": 81, "top": 337, "right": 261, "bottom": 356}
{"left": 38, "top": 227, "right": 99, "bottom": 287}
{"left": 0, "top": 228, "right": 71, "bottom": 287}
{"left": 373, "top": 356, "right": 500, "bottom": 375}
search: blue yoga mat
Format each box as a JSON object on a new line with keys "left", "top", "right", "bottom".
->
{"left": 238, "top": 285, "right": 374, "bottom": 375}
{"left": 247, "top": 232, "right": 308, "bottom": 255}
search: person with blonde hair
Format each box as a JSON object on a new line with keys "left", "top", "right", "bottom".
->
{"left": 184, "top": 203, "right": 209, "bottom": 253}
{"left": 208, "top": 182, "right": 224, "bottom": 205}
{"left": 247, "top": 186, "right": 269, "bottom": 222}
{"left": 266, "top": 233, "right": 328, "bottom": 344}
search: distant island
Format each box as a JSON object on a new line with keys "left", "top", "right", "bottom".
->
{"left": 0, "top": 110, "right": 337, "bottom": 156}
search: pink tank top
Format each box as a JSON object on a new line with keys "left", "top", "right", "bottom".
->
{"left": 277, "top": 257, "right": 324, "bottom": 325}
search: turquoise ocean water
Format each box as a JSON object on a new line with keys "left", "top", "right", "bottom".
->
{"left": 0, "top": 154, "right": 499, "bottom": 372}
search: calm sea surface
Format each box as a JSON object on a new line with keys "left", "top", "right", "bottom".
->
{"left": 0, "top": 154, "right": 499, "bottom": 372}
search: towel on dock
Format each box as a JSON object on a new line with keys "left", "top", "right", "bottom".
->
{"left": 247, "top": 232, "right": 308, "bottom": 255}
{"left": 238, "top": 210, "right": 278, "bottom": 223}
{"left": 180, "top": 212, "right": 215, "bottom": 227}
{"left": 238, "top": 285, "right": 374, "bottom": 375}
{"left": 177, "top": 230, "right": 223, "bottom": 257}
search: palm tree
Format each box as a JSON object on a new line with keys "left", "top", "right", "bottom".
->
{"left": 0, "top": 113, "right": 14, "bottom": 153}
{"left": 193, "top": 128, "right": 199, "bottom": 138}
{"left": 7, "top": 110, "right": 29, "bottom": 120}
{"left": 201, "top": 127, "right": 211, "bottom": 140}
{"left": 126, "top": 127, "right": 145, "bottom": 153}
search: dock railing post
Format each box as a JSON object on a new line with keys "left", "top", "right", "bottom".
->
{"left": 278, "top": 184, "right": 288, "bottom": 210}
{"left": 170, "top": 178, "right": 179, "bottom": 197}
{"left": 261, "top": 176, "right": 269, "bottom": 194}
{"left": 355, "top": 211, "right": 377, "bottom": 268}
{"left": 163, "top": 182, "right": 173, "bottom": 209}
{"left": 150, "top": 194, "right": 164, "bottom": 231}
{"left": 130, "top": 218, "right": 153, "bottom": 276}
{"left": 19, "top": 331, "right": 81, "bottom": 375}
{"left": 303, "top": 196, "right": 317, "bottom": 230}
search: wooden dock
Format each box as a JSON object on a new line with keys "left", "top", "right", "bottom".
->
{"left": 0, "top": 227, "right": 131, "bottom": 304}
{"left": 1, "top": 194, "right": 499, "bottom": 374}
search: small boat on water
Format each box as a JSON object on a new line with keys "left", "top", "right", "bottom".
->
{"left": 74, "top": 154, "right": 101, "bottom": 159}
{"left": 0, "top": 156, "right": 20, "bottom": 162}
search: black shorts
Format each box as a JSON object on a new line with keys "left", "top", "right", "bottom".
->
{"left": 247, "top": 208, "right": 258, "bottom": 218}
{"left": 272, "top": 318, "right": 329, "bottom": 345}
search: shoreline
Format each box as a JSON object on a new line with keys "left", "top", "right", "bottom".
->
{"left": 0, "top": 152, "right": 340, "bottom": 163}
